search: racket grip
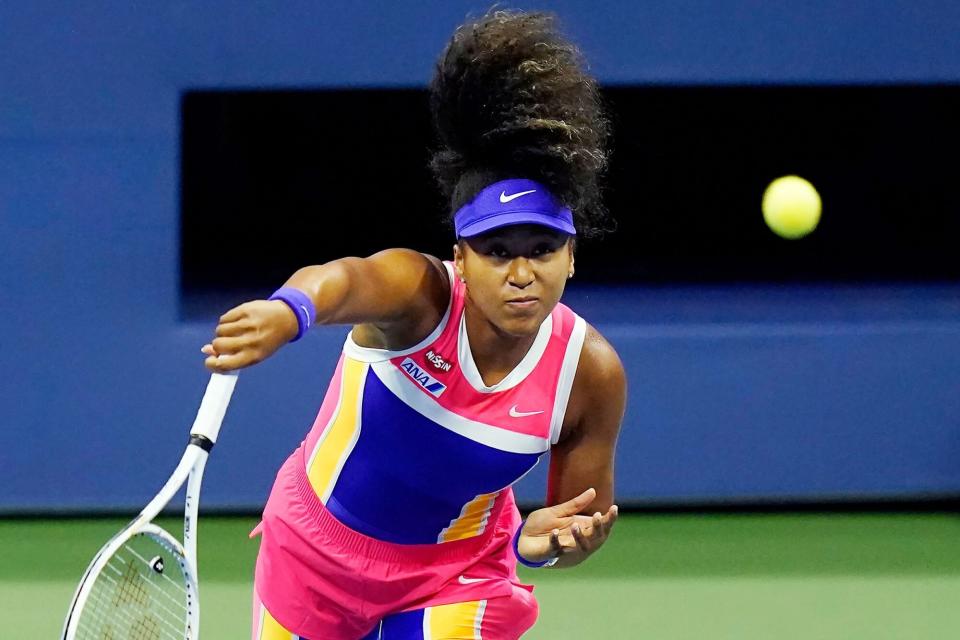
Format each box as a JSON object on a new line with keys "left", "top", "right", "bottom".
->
{"left": 190, "top": 371, "right": 238, "bottom": 444}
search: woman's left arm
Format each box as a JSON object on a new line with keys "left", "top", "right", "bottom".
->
{"left": 515, "top": 327, "right": 627, "bottom": 568}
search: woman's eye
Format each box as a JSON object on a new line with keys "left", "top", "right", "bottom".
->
{"left": 533, "top": 244, "right": 554, "bottom": 256}
{"left": 487, "top": 246, "right": 509, "bottom": 258}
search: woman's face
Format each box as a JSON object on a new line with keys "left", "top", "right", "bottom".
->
{"left": 454, "top": 224, "right": 574, "bottom": 337}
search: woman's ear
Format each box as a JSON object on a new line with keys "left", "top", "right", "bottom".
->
{"left": 453, "top": 242, "right": 465, "bottom": 282}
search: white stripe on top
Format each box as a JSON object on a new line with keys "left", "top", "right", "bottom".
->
{"left": 319, "top": 362, "right": 369, "bottom": 503}
{"left": 370, "top": 361, "right": 550, "bottom": 455}
{"left": 549, "top": 315, "right": 587, "bottom": 444}
{"left": 473, "top": 599, "right": 488, "bottom": 639}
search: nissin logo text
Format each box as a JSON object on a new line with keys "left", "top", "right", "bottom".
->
{"left": 425, "top": 350, "right": 453, "bottom": 372}
{"left": 400, "top": 358, "right": 447, "bottom": 396}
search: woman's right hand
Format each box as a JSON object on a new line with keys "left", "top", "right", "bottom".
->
{"left": 202, "top": 300, "right": 300, "bottom": 372}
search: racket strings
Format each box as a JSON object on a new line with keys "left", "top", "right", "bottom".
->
{"left": 123, "top": 546, "right": 191, "bottom": 610}
{"left": 73, "top": 532, "right": 191, "bottom": 640}
{"left": 113, "top": 553, "right": 151, "bottom": 607}
{"left": 98, "top": 561, "right": 188, "bottom": 634}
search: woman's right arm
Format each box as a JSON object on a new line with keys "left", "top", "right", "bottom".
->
{"left": 202, "top": 248, "right": 448, "bottom": 372}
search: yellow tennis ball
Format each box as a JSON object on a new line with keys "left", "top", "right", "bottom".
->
{"left": 762, "top": 175, "right": 822, "bottom": 239}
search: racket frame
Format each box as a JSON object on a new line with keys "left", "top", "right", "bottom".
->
{"left": 61, "top": 372, "right": 236, "bottom": 640}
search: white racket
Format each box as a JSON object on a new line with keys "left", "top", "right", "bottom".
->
{"left": 61, "top": 372, "right": 239, "bottom": 640}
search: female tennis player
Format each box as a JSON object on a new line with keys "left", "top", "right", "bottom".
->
{"left": 203, "top": 10, "right": 625, "bottom": 639}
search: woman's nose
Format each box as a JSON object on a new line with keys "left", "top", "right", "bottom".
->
{"left": 507, "top": 257, "right": 534, "bottom": 287}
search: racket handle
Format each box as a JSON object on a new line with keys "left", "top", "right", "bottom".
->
{"left": 190, "top": 371, "right": 238, "bottom": 444}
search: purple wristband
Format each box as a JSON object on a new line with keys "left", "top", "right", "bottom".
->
{"left": 268, "top": 287, "right": 315, "bottom": 342}
{"left": 512, "top": 522, "right": 556, "bottom": 568}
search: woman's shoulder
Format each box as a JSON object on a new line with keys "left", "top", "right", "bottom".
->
{"left": 559, "top": 322, "right": 626, "bottom": 442}
{"left": 369, "top": 247, "right": 448, "bottom": 279}
{"left": 363, "top": 247, "right": 451, "bottom": 306}
{"left": 349, "top": 249, "right": 451, "bottom": 350}
{"left": 577, "top": 323, "right": 626, "bottom": 394}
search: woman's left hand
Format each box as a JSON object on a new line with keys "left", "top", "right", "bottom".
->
{"left": 515, "top": 487, "right": 619, "bottom": 568}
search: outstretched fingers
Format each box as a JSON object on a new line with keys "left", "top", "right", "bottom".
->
{"left": 603, "top": 504, "right": 619, "bottom": 536}
{"left": 568, "top": 504, "right": 620, "bottom": 553}
{"left": 550, "top": 487, "right": 597, "bottom": 518}
{"left": 549, "top": 529, "right": 564, "bottom": 556}
{"left": 571, "top": 521, "right": 592, "bottom": 553}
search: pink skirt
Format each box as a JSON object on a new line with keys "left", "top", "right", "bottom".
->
{"left": 253, "top": 447, "right": 536, "bottom": 639}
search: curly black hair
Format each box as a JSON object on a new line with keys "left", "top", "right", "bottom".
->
{"left": 429, "top": 9, "right": 612, "bottom": 238}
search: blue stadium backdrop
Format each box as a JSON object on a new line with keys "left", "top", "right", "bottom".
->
{"left": 2, "top": 1, "right": 959, "bottom": 512}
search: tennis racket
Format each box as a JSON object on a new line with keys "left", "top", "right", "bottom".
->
{"left": 61, "top": 372, "right": 239, "bottom": 640}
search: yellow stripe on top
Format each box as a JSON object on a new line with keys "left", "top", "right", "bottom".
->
{"left": 424, "top": 600, "right": 487, "bottom": 640}
{"left": 306, "top": 357, "right": 368, "bottom": 503}
{"left": 256, "top": 604, "right": 299, "bottom": 640}
{"left": 437, "top": 491, "right": 500, "bottom": 543}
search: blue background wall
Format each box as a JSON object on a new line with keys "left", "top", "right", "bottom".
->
{"left": 2, "top": 1, "right": 958, "bottom": 512}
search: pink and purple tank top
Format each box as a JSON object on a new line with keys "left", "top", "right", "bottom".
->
{"left": 300, "top": 261, "right": 586, "bottom": 545}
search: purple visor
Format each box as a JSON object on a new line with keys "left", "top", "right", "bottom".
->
{"left": 453, "top": 178, "right": 576, "bottom": 238}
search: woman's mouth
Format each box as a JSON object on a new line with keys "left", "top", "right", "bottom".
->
{"left": 506, "top": 297, "right": 538, "bottom": 310}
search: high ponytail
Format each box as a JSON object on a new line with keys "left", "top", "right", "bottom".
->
{"left": 429, "top": 10, "right": 612, "bottom": 238}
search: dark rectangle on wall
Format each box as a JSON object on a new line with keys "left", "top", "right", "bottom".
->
{"left": 180, "top": 89, "right": 443, "bottom": 304}
{"left": 180, "top": 86, "right": 960, "bottom": 310}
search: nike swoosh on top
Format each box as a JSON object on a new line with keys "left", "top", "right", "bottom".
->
{"left": 499, "top": 189, "right": 537, "bottom": 203}
{"left": 458, "top": 576, "right": 491, "bottom": 585}
{"left": 509, "top": 405, "right": 545, "bottom": 418}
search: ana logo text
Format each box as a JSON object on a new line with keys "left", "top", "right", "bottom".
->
{"left": 400, "top": 358, "right": 447, "bottom": 397}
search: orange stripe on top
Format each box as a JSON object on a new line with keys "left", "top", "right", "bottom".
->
{"left": 306, "top": 357, "right": 367, "bottom": 502}
{"left": 438, "top": 491, "right": 500, "bottom": 543}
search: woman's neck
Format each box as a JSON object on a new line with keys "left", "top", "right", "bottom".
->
{"left": 463, "top": 300, "right": 538, "bottom": 387}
